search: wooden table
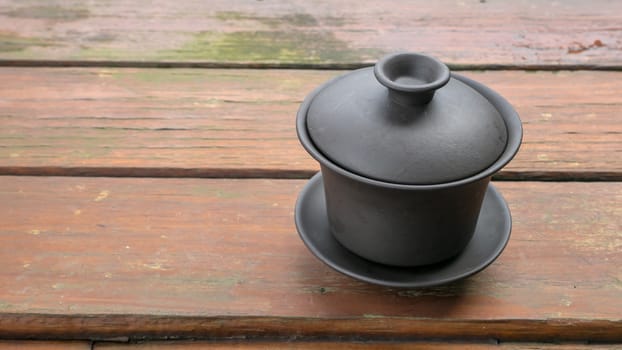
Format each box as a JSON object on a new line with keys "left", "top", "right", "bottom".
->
{"left": 0, "top": 1, "right": 621, "bottom": 348}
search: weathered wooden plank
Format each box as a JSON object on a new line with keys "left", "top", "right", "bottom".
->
{"left": 0, "top": 341, "right": 90, "bottom": 349}
{"left": 94, "top": 341, "right": 622, "bottom": 349}
{"left": 0, "top": 177, "right": 620, "bottom": 341}
{"left": 0, "top": 68, "right": 620, "bottom": 179}
{"left": 0, "top": 0, "right": 620, "bottom": 67}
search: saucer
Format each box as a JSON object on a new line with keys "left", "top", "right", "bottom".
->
{"left": 294, "top": 173, "right": 512, "bottom": 288}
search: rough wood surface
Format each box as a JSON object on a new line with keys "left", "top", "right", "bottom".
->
{"left": 0, "top": 341, "right": 616, "bottom": 349}
{"left": 0, "top": 0, "right": 620, "bottom": 67}
{"left": 0, "top": 341, "right": 90, "bottom": 349}
{"left": 0, "top": 177, "right": 620, "bottom": 341}
{"left": 94, "top": 341, "right": 622, "bottom": 349}
{"left": 1, "top": 68, "right": 621, "bottom": 180}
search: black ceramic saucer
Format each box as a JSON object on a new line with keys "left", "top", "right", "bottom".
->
{"left": 294, "top": 173, "right": 512, "bottom": 288}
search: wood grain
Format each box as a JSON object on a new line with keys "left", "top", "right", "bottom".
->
{"left": 1, "top": 68, "right": 621, "bottom": 179}
{"left": 0, "top": 341, "right": 90, "bottom": 349}
{"left": 0, "top": 0, "right": 620, "bottom": 68}
{"left": 94, "top": 341, "right": 621, "bottom": 349}
{"left": 0, "top": 177, "right": 620, "bottom": 341}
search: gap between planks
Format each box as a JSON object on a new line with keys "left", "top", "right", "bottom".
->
{"left": 91, "top": 340, "right": 621, "bottom": 350}
{"left": 1, "top": 60, "right": 622, "bottom": 71}
{"left": 1, "top": 167, "right": 622, "bottom": 182}
{"left": 0, "top": 340, "right": 618, "bottom": 349}
{"left": 1, "top": 315, "right": 622, "bottom": 343}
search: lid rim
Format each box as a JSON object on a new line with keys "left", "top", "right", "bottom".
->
{"left": 297, "top": 72, "right": 523, "bottom": 190}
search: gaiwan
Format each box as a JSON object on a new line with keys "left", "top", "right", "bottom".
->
{"left": 294, "top": 52, "right": 522, "bottom": 287}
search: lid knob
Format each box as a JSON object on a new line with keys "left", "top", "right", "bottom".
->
{"left": 373, "top": 52, "right": 451, "bottom": 105}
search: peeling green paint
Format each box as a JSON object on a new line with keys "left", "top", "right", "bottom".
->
{"left": 73, "top": 46, "right": 132, "bottom": 60}
{"left": 70, "top": 136, "right": 114, "bottom": 159}
{"left": 86, "top": 32, "right": 117, "bottom": 43}
{"left": 5, "top": 5, "right": 90, "bottom": 21}
{"left": 203, "top": 276, "right": 243, "bottom": 288}
{"left": 161, "top": 30, "right": 384, "bottom": 63}
{"left": 323, "top": 16, "right": 348, "bottom": 26}
{"left": 114, "top": 69, "right": 207, "bottom": 84}
{"left": 363, "top": 314, "right": 385, "bottom": 319}
{"left": 191, "top": 185, "right": 242, "bottom": 199}
{"left": 0, "top": 32, "right": 57, "bottom": 53}
{"left": 302, "top": 286, "right": 337, "bottom": 294}
{"left": 51, "top": 282, "right": 65, "bottom": 290}
{"left": 215, "top": 11, "right": 319, "bottom": 27}
{"left": 1, "top": 16, "right": 379, "bottom": 63}
{"left": 214, "top": 11, "right": 247, "bottom": 21}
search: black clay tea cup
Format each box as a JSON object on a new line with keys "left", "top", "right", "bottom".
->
{"left": 296, "top": 52, "right": 522, "bottom": 267}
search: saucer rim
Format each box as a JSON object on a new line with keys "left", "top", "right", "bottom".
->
{"left": 294, "top": 172, "right": 512, "bottom": 288}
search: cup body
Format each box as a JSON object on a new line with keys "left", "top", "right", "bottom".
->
{"left": 320, "top": 164, "right": 490, "bottom": 266}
